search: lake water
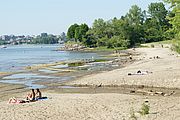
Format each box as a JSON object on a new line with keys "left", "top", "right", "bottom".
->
{"left": 0, "top": 44, "right": 99, "bottom": 72}
{"left": 0, "top": 44, "right": 101, "bottom": 88}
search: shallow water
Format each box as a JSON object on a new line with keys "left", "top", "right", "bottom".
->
{"left": 0, "top": 79, "right": 45, "bottom": 89}
{"left": 0, "top": 73, "right": 75, "bottom": 89}
{"left": 0, "top": 73, "right": 57, "bottom": 89}
{"left": 3, "top": 73, "right": 56, "bottom": 79}
{"left": 0, "top": 44, "right": 100, "bottom": 72}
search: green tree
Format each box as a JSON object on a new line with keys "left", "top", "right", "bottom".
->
{"left": 144, "top": 2, "right": 170, "bottom": 42}
{"left": 91, "top": 18, "right": 107, "bottom": 39}
{"left": 148, "top": 2, "right": 168, "bottom": 24}
{"left": 32, "top": 35, "right": 58, "bottom": 44}
{"left": 125, "top": 5, "right": 145, "bottom": 46}
{"left": 164, "top": 0, "right": 180, "bottom": 40}
{"left": 67, "top": 24, "right": 79, "bottom": 40}
{"left": 107, "top": 36, "right": 130, "bottom": 48}
{"left": 75, "top": 24, "right": 89, "bottom": 42}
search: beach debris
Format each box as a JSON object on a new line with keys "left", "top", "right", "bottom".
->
{"left": 97, "top": 83, "right": 102, "bottom": 87}
{"left": 130, "top": 90, "right": 135, "bottom": 93}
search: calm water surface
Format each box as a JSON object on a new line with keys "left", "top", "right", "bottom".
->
{"left": 0, "top": 44, "right": 99, "bottom": 72}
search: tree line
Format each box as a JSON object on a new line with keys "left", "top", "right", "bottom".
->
{"left": 67, "top": 2, "right": 177, "bottom": 49}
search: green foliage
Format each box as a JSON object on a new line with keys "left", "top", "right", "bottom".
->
{"left": 151, "top": 44, "right": 155, "bottom": 48}
{"left": 0, "top": 40, "right": 6, "bottom": 45}
{"left": 164, "top": 0, "right": 180, "bottom": 40}
{"left": 67, "top": 24, "right": 79, "bottom": 40}
{"left": 107, "top": 36, "right": 130, "bottom": 48}
{"left": 148, "top": 2, "right": 168, "bottom": 24}
{"left": 32, "top": 35, "right": 58, "bottom": 44}
{"left": 126, "top": 5, "right": 144, "bottom": 26}
{"left": 68, "top": 62, "right": 84, "bottom": 67}
{"left": 139, "top": 103, "right": 150, "bottom": 116}
{"left": 93, "top": 59, "right": 107, "bottom": 62}
{"left": 66, "top": 2, "right": 173, "bottom": 49}
{"left": 130, "top": 108, "right": 137, "bottom": 120}
{"left": 67, "top": 23, "right": 89, "bottom": 42}
{"left": 144, "top": 2, "right": 171, "bottom": 42}
{"left": 172, "top": 41, "right": 180, "bottom": 53}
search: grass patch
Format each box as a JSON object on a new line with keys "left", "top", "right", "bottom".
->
{"left": 86, "top": 46, "right": 127, "bottom": 52}
{"left": 67, "top": 62, "right": 85, "bottom": 67}
{"left": 93, "top": 59, "right": 107, "bottom": 62}
{"left": 130, "top": 108, "right": 137, "bottom": 120}
{"left": 139, "top": 103, "right": 150, "bottom": 116}
{"left": 172, "top": 41, "right": 180, "bottom": 54}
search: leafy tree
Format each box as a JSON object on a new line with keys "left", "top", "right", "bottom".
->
{"left": 148, "top": 2, "right": 168, "bottom": 24}
{"left": 107, "top": 36, "right": 130, "bottom": 48}
{"left": 32, "top": 35, "right": 58, "bottom": 44}
{"left": 164, "top": 0, "right": 180, "bottom": 40}
{"left": 67, "top": 24, "right": 79, "bottom": 40}
{"left": 91, "top": 18, "right": 107, "bottom": 39}
{"left": 67, "top": 23, "right": 89, "bottom": 42}
{"left": 126, "top": 5, "right": 144, "bottom": 26}
{"left": 125, "top": 5, "right": 145, "bottom": 46}
{"left": 75, "top": 24, "right": 89, "bottom": 42}
{"left": 144, "top": 2, "right": 170, "bottom": 42}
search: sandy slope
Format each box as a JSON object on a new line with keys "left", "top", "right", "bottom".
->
{"left": 0, "top": 47, "right": 180, "bottom": 120}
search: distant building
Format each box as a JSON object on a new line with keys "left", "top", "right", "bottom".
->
{"left": 1, "top": 35, "right": 10, "bottom": 41}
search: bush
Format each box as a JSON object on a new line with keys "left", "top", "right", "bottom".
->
{"left": 130, "top": 108, "right": 137, "bottom": 120}
{"left": 107, "top": 36, "right": 130, "bottom": 48}
{"left": 139, "top": 103, "right": 150, "bottom": 115}
{"left": 172, "top": 41, "right": 180, "bottom": 54}
{"left": 68, "top": 62, "right": 84, "bottom": 67}
{"left": 151, "top": 44, "right": 155, "bottom": 48}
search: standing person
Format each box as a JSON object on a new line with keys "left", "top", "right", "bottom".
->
{"left": 35, "top": 88, "right": 42, "bottom": 100}
{"left": 26, "top": 89, "right": 36, "bottom": 101}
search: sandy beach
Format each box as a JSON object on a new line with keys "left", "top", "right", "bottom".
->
{"left": 67, "top": 47, "right": 180, "bottom": 89}
{"left": 0, "top": 46, "right": 180, "bottom": 120}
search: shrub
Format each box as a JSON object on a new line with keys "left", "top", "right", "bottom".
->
{"left": 172, "top": 41, "right": 180, "bottom": 54}
{"left": 130, "top": 108, "right": 137, "bottom": 120}
{"left": 139, "top": 103, "right": 150, "bottom": 115}
{"left": 68, "top": 62, "right": 84, "bottom": 67}
{"left": 151, "top": 44, "right": 155, "bottom": 48}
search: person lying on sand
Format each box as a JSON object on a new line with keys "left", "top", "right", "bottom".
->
{"left": 128, "top": 70, "right": 153, "bottom": 76}
{"left": 8, "top": 97, "right": 28, "bottom": 104}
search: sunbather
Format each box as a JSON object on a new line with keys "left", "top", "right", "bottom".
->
{"left": 8, "top": 97, "right": 27, "bottom": 104}
{"left": 26, "top": 89, "right": 36, "bottom": 101}
{"left": 128, "top": 70, "right": 152, "bottom": 75}
{"left": 35, "top": 88, "right": 42, "bottom": 100}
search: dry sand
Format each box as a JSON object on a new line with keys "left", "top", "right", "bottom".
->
{"left": 0, "top": 47, "right": 180, "bottom": 120}
{"left": 0, "top": 93, "right": 180, "bottom": 120}
{"left": 67, "top": 48, "right": 180, "bottom": 89}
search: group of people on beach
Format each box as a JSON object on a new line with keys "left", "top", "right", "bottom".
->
{"left": 8, "top": 88, "right": 42, "bottom": 104}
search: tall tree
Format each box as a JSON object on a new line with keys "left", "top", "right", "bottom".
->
{"left": 125, "top": 5, "right": 145, "bottom": 46}
{"left": 144, "top": 2, "right": 170, "bottom": 42}
{"left": 164, "top": 0, "right": 180, "bottom": 39}
{"left": 67, "top": 24, "right": 79, "bottom": 40}
{"left": 148, "top": 2, "right": 168, "bottom": 24}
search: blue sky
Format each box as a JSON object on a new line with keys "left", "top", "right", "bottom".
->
{"left": 0, "top": 0, "right": 163, "bottom": 35}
